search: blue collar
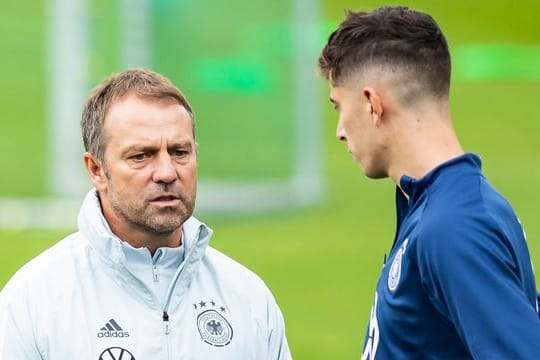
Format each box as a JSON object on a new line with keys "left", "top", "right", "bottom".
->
{"left": 399, "top": 153, "right": 482, "bottom": 202}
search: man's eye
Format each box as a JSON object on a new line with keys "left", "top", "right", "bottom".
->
{"left": 174, "top": 149, "right": 189, "bottom": 157}
{"left": 130, "top": 153, "right": 148, "bottom": 161}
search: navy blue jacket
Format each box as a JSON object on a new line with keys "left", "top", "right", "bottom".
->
{"left": 361, "top": 154, "right": 540, "bottom": 359}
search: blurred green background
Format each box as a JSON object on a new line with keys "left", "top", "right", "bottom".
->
{"left": 1, "top": 0, "right": 540, "bottom": 358}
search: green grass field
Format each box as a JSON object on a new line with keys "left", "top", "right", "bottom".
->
{"left": 2, "top": 1, "right": 540, "bottom": 359}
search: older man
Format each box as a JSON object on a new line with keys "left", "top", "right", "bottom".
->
{"left": 0, "top": 69, "right": 291, "bottom": 359}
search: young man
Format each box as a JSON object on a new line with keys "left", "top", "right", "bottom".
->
{"left": 0, "top": 69, "right": 291, "bottom": 359}
{"left": 318, "top": 6, "right": 540, "bottom": 359}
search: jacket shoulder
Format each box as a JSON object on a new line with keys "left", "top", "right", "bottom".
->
{"left": 1, "top": 232, "right": 86, "bottom": 296}
{"left": 203, "top": 246, "right": 269, "bottom": 289}
{"left": 200, "top": 246, "right": 283, "bottom": 308}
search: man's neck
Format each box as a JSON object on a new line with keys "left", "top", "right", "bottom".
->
{"left": 110, "top": 223, "right": 183, "bottom": 256}
{"left": 387, "top": 107, "right": 464, "bottom": 184}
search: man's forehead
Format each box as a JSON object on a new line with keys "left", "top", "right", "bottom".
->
{"left": 106, "top": 93, "right": 183, "bottom": 113}
{"left": 103, "top": 97, "right": 193, "bottom": 140}
{"left": 105, "top": 95, "right": 190, "bottom": 123}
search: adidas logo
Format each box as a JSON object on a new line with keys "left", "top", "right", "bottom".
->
{"left": 97, "top": 319, "right": 130, "bottom": 338}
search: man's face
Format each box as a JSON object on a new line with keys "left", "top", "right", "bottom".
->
{"left": 330, "top": 83, "right": 388, "bottom": 179}
{"left": 99, "top": 95, "right": 197, "bottom": 235}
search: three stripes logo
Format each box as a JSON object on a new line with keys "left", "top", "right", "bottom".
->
{"left": 97, "top": 319, "right": 130, "bottom": 338}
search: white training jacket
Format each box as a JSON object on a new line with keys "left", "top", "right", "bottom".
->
{"left": 0, "top": 190, "right": 292, "bottom": 359}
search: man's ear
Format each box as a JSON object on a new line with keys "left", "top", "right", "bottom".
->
{"left": 362, "top": 86, "right": 384, "bottom": 125}
{"left": 83, "top": 152, "right": 107, "bottom": 191}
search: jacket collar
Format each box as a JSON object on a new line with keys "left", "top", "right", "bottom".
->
{"left": 399, "top": 153, "right": 482, "bottom": 203}
{"left": 77, "top": 189, "right": 212, "bottom": 287}
{"left": 392, "top": 153, "right": 482, "bottom": 251}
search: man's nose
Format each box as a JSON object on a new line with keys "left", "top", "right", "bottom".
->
{"left": 336, "top": 125, "right": 346, "bottom": 142}
{"left": 152, "top": 153, "right": 177, "bottom": 183}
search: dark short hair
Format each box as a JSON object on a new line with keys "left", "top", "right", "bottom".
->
{"left": 318, "top": 6, "right": 451, "bottom": 99}
{"left": 81, "top": 68, "right": 194, "bottom": 161}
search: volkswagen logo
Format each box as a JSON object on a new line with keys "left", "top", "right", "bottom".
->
{"left": 98, "top": 347, "right": 136, "bottom": 360}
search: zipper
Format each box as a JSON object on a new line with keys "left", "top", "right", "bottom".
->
{"left": 152, "top": 265, "right": 159, "bottom": 281}
{"left": 160, "top": 225, "right": 204, "bottom": 336}
{"left": 163, "top": 311, "right": 170, "bottom": 334}
{"left": 160, "top": 259, "right": 187, "bottom": 335}
{"left": 160, "top": 222, "right": 206, "bottom": 360}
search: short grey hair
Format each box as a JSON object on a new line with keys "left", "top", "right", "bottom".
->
{"left": 81, "top": 68, "right": 195, "bottom": 161}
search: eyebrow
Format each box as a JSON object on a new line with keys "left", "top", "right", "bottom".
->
{"left": 122, "top": 140, "right": 194, "bottom": 155}
{"left": 167, "top": 140, "right": 194, "bottom": 150}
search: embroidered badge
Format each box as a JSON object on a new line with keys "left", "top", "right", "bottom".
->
{"left": 388, "top": 238, "right": 409, "bottom": 292}
{"left": 194, "top": 300, "right": 233, "bottom": 347}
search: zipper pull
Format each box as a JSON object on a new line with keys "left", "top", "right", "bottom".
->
{"left": 152, "top": 265, "right": 159, "bottom": 282}
{"left": 163, "top": 311, "right": 170, "bottom": 335}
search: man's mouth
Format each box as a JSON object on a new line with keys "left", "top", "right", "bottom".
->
{"left": 150, "top": 195, "right": 182, "bottom": 206}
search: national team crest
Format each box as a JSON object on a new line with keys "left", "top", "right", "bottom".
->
{"left": 388, "top": 238, "right": 409, "bottom": 292}
{"left": 194, "top": 300, "right": 233, "bottom": 347}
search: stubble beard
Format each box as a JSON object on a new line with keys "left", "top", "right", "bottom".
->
{"left": 108, "top": 182, "right": 196, "bottom": 236}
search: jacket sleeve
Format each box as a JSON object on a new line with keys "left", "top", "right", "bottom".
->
{"left": 417, "top": 216, "right": 540, "bottom": 358}
{"left": 0, "top": 273, "right": 43, "bottom": 359}
{"left": 265, "top": 288, "right": 292, "bottom": 360}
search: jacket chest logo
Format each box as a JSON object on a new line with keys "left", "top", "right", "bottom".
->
{"left": 97, "top": 319, "right": 130, "bottom": 338}
{"left": 388, "top": 238, "right": 409, "bottom": 292}
{"left": 194, "top": 300, "right": 233, "bottom": 347}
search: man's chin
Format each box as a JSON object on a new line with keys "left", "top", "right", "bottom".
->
{"left": 363, "top": 168, "right": 389, "bottom": 180}
{"left": 147, "top": 211, "right": 192, "bottom": 232}
{"left": 357, "top": 162, "right": 387, "bottom": 179}
{"left": 143, "top": 220, "right": 183, "bottom": 235}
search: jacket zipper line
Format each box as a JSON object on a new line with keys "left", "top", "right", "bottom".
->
{"left": 162, "top": 311, "right": 170, "bottom": 334}
{"left": 161, "top": 225, "right": 203, "bottom": 335}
